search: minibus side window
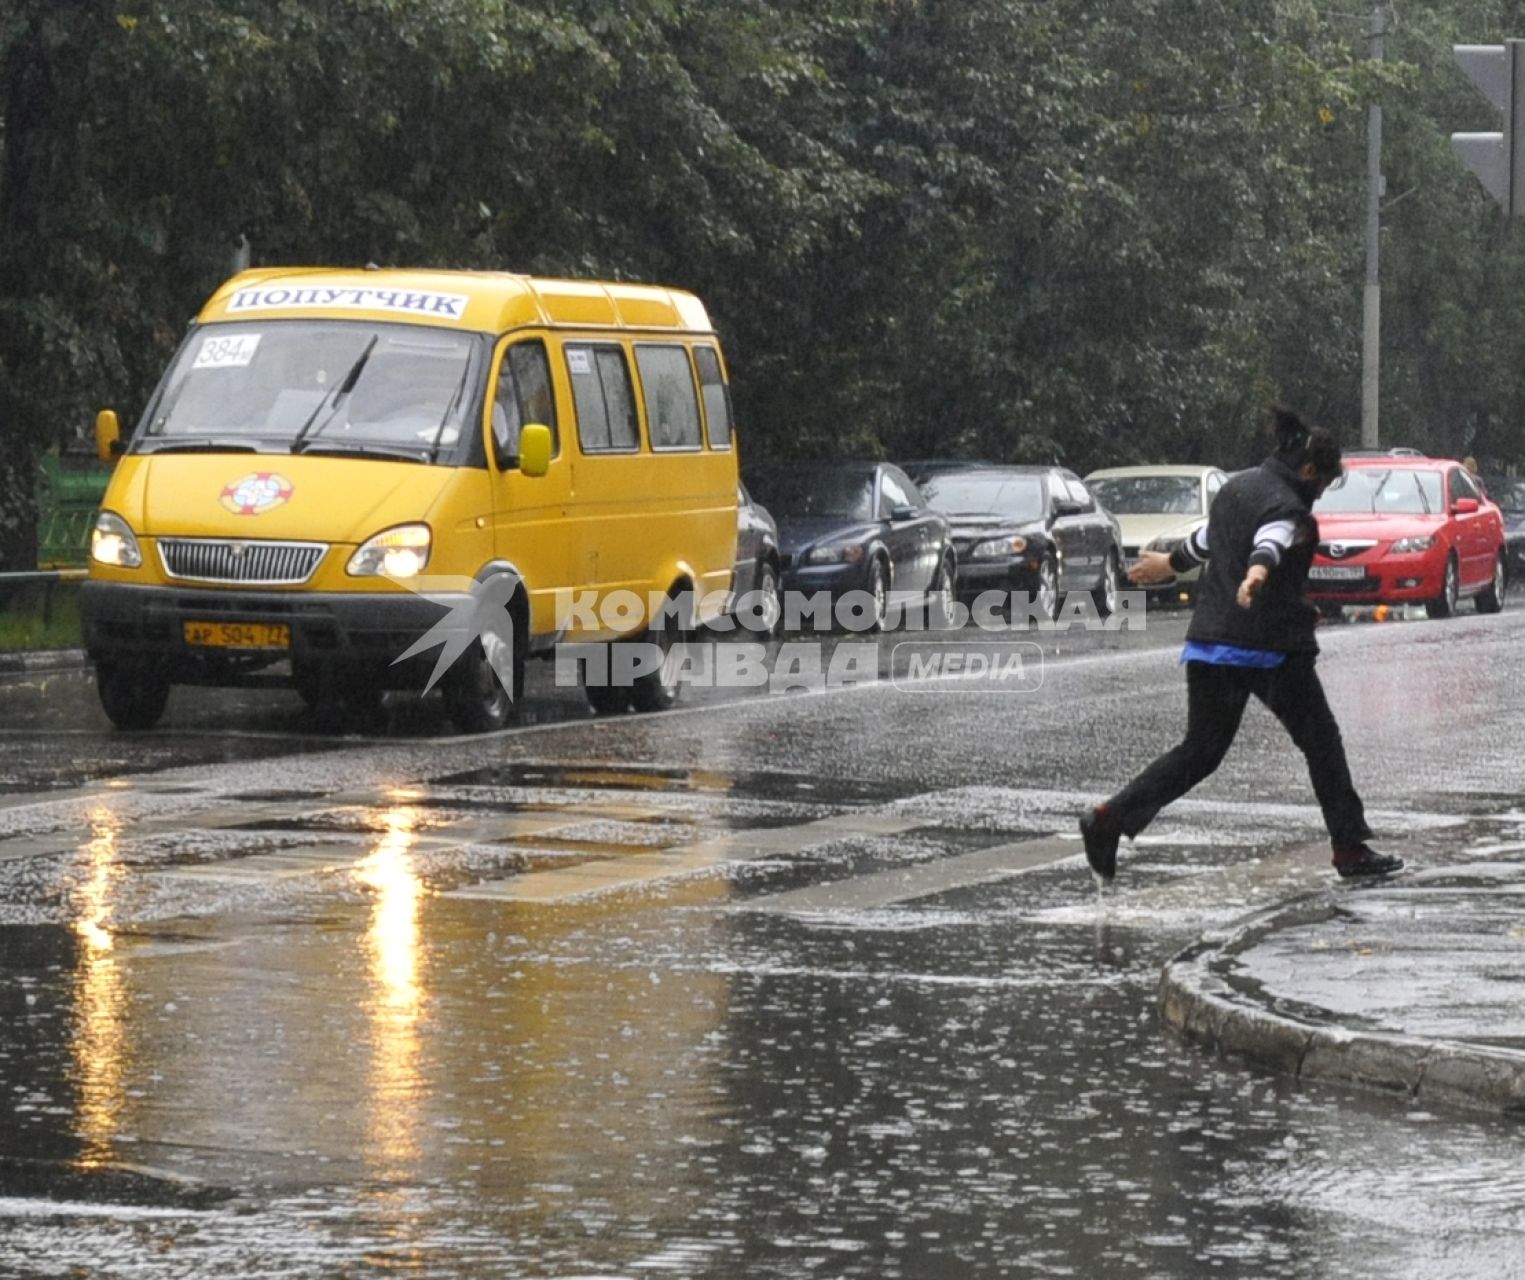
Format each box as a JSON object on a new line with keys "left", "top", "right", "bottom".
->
{"left": 635, "top": 344, "right": 703, "bottom": 451}
{"left": 693, "top": 346, "right": 732, "bottom": 450}
{"left": 567, "top": 343, "right": 639, "bottom": 452}
{"left": 492, "top": 340, "right": 558, "bottom": 467}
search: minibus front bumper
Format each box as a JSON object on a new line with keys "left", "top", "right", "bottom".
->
{"left": 80, "top": 581, "right": 478, "bottom": 687}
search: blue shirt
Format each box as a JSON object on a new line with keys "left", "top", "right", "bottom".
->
{"left": 1181, "top": 641, "right": 1287, "bottom": 669}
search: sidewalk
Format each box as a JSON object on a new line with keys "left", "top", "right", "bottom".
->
{"left": 1160, "top": 853, "right": 1525, "bottom": 1115}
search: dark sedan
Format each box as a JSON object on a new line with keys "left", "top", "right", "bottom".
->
{"left": 913, "top": 465, "right": 1125, "bottom": 620}
{"left": 742, "top": 461, "right": 956, "bottom": 630}
{"left": 728, "top": 482, "right": 782, "bottom": 633}
{"left": 1482, "top": 474, "right": 1525, "bottom": 579}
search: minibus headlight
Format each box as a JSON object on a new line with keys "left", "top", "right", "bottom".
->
{"left": 90, "top": 512, "right": 142, "bottom": 568}
{"left": 348, "top": 524, "right": 433, "bottom": 578}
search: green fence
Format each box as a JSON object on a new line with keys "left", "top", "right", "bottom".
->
{"left": 35, "top": 454, "right": 111, "bottom": 569}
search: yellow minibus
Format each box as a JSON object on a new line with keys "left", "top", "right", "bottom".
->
{"left": 81, "top": 268, "right": 739, "bottom": 731}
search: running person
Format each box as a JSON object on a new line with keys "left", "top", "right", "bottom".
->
{"left": 1080, "top": 407, "right": 1403, "bottom": 882}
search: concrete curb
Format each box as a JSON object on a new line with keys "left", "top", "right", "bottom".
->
{"left": 0, "top": 649, "right": 88, "bottom": 676}
{"left": 1159, "top": 896, "right": 1525, "bottom": 1116}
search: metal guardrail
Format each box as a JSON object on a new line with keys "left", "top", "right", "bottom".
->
{"left": 0, "top": 569, "right": 89, "bottom": 585}
{"left": 0, "top": 569, "right": 88, "bottom": 631}
{"left": 36, "top": 454, "right": 111, "bottom": 569}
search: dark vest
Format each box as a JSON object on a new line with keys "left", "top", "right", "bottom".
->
{"left": 1185, "top": 457, "right": 1321, "bottom": 654}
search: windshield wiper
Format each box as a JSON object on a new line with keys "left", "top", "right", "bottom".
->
{"left": 291, "top": 334, "right": 379, "bottom": 453}
{"left": 292, "top": 441, "right": 428, "bottom": 463}
{"left": 429, "top": 360, "right": 472, "bottom": 464}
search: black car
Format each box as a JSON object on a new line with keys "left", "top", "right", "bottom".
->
{"left": 916, "top": 465, "right": 1125, "bottom": 619}
{"left": 1483, "top": 474, "right": 1525, "bottom": 578}
{"left": 728, "top": 482, "right": 782, "bottom": 633}
{"left": 742, "top": 461, "right": 956, "bottom": 630}
{"left": 900, "top": 458, "right": 995, "bottom": 481}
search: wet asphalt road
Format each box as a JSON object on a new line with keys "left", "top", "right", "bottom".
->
{"left": 1, "top": 604, "right": 1524, "bottom": 1278}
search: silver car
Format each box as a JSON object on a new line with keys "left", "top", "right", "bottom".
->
{"left": 1085, "top": 464, "right": 1229, "bottom": 603}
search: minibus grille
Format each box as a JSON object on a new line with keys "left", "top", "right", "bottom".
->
{"left": 159, "top": 538, "right": 327, "bottom": 585}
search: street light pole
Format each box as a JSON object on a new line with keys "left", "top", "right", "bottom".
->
{"left": 1361, "top": 0, "right": 1386, "bottom": 449}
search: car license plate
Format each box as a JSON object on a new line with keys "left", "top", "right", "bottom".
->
{"left": 183, "top": 620, "right": 291, "bottom": 649}
{"left": 1308, "top": 565, "right": 1365, "bottom": 581}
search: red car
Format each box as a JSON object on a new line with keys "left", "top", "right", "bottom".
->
{"left": 1307, "top": 456, "right": 1508, "bottom": 618}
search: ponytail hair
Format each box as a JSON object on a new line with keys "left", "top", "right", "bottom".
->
{"left": 1271, "top": 405, "right": 1341, "bottom": 480}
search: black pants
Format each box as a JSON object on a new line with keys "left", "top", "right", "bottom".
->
{"left": 1107, "top": 657, "right": 1370, "bottom": 849}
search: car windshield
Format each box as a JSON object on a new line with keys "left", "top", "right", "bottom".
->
{"left": 746, "top": 468, "right": 876, "bottom": 520}
{"left": 1314, "top": 468, "right": 1443, "bottom": 515}
{"left": 1484, "top": 476, "right": 1525, "bottom": 512}
{"left": 142, "top": 321, "right": 477, "bottom": 456}
{"left": 1088, "top": 474, "right": 1202, "bottom": 516}
{"left": 920, "top": 473, "right": 1045, "bottom": 520}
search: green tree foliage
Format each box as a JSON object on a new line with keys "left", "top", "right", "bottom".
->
{"left": 2, "top": 0, "right": 1524, "bottom": 565}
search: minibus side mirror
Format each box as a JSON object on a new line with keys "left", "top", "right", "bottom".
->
{"left": 95, "top": 409, "right": 123, "bottom": 462}
{"left": 518, "top": 423, "right": 552, "bottom": 478}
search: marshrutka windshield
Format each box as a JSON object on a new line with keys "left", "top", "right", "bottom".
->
{"left": 142, "top": 321, "right": 477, "bottom": 456}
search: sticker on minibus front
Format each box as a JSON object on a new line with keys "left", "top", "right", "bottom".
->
{"left": 228, "top": 286, "right": 469, "bottom": 320}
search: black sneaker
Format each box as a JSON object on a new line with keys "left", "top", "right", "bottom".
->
{"left": 1080, "top": 805, "right": 1121, "bottom": 882}
{"left": 1332, "top": 843, "right": 1404, "bottom": 879}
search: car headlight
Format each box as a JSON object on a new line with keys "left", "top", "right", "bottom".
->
{"left": 1390, "top": 535, "right": 1436, "bottom": 554}
{"left": 970, "top": 536, "right": 1028, "bottom": 559}
{"left": 804, "top": 542, "right": 867, "bottom": 565}
{"left": 347, "top": 523, "right": 433, "bottom": 578}
{"left": 90, "top": 512, "right": 142, "bottom": 568}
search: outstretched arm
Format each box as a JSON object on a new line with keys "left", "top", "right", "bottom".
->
{"left": 1236, "top": 519, "right": 1296, "bottom": 609}
{"left": 1128, "top": 524, "right": 1209, "bottom": 586}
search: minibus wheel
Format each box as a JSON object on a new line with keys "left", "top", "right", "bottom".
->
{"left": 442, "top": 633, "right": 520, "bottom": 733}
{"left": 631, "top": 604, "right": 688, "bottom": 712}
{"left": 96, "top": 660, "right": 170, "bottom": 731}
